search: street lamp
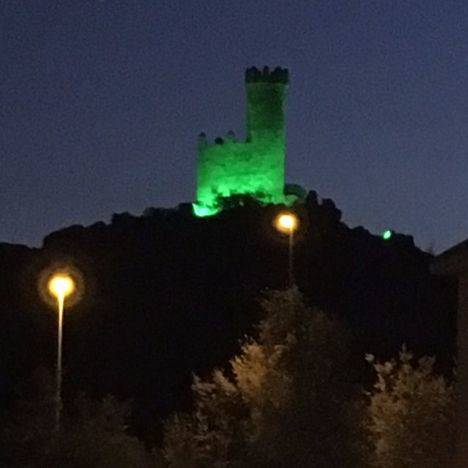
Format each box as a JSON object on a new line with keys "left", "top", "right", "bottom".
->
{"left": 274, "top": 212, "right": 299, "bottom": 286}
{"left": 47, "top": 273, "right": 75, "bottom": 432}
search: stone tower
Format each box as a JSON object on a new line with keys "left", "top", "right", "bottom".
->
{"left": 193, "top": 66, "right": 289, "bottom": 216}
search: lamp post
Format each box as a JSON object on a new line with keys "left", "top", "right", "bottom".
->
{"left": 47, "top": 274, "right": 75, "bottom": 432}
{"left": 275, "top": 212, "right": 299, "bottom": 286}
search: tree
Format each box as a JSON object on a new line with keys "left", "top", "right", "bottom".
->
{"left": 163, "top": 288, "right": 366, "bottom": 467}
{"left": 366, "top": 347, "right": 455, "bottom": 467}
{"left": 163, "top": 373, "right": 247, "bottom": 468}
{"left": 0, "top": 368, "right": 61, "bottom": 466}
{"left": 61, "top": 394, "right": 151, "bottom": 467}
{"left": 0, "top": 368, "right": 151, "bottom": 467}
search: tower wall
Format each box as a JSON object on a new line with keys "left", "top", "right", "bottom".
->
{"left": 246, "top": 66, "right": 288, "bottom": 140}
{"left": 194, "top": 67, "right": 288, "bottom": 216}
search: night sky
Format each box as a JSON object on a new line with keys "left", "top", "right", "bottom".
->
{"left": 2, "top": 1, "right": 467, "bottom": 252}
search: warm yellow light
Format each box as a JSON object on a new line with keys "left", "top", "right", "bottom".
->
{"left": 275, "top": 212, "right": 299, "bottom": 233}
{"left": 48, "top": 275, "right": 75, "bottom": 301}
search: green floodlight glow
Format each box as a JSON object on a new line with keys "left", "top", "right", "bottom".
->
{"left": 192, "top": 203, "right": 219, "bottom": 217}
{"left": 194, "top": 67, "right": 289, "bottom": 217}
{"left": 382, "top": 229, "right": 393, "bottom": 240}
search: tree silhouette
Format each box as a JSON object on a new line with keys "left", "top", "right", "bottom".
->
{"left": 0, "top": 368, "right": 150, "bottom": 467}
{"left": 366, "top": 348, "right": 454, "bottom": 467}
{"left": 164, "top": 288, "right": 366, "bottom": 467}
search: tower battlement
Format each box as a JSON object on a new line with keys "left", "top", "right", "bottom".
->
{"left": 245, "top": 66, "right": 289, "bottom": 85}
{"left": 197, "top": 131, "right": 237, "bottom": 148}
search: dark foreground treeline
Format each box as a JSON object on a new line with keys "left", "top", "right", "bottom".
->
{"left": 0, "top": 289, "right": 455, "bottom": 466}
{"left": 0, "top": 193, "right": 456, "bottom": 449}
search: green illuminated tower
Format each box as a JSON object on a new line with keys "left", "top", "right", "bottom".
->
{"left": 194, "top": 66, "right": 289, "bottom": 216}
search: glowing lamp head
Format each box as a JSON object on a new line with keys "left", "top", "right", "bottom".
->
{"left": 275, "top": 212, "right": 299, "bottom": 234}
{"left": 48, "top": 274, "right": 75, "bottom": 301}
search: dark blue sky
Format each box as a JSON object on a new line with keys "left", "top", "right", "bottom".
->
{"left": 2, "top": 1, "right": 467, "bottom": 251}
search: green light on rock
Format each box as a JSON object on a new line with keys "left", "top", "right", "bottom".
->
{"left": 192, "top": 203, "right": 219, "bottom": 217}
{"left": 382, "top": 230, "right": 393, "bottom": 240}
{"left": 194, "top": 67, "right": 289, "bottom": 217}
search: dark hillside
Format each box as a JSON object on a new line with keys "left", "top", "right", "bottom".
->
{"left": 0, "top": 193, "right": 456, "bottom": 436}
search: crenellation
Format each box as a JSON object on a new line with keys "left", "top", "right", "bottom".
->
{"left": 226, "top": 130, "right": 236, "bottom": 142}
{"left": 197, "top": 132, "right": 208, "bottom": 148}
{"left": 245, "top": 66, "right": 289, "bottom": 84}
{"left": 197, "top": 131, "right": 239, "bottom": 148}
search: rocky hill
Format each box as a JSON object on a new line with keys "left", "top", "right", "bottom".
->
{"left": 0, "top": 192, "right": 456, "bottom": 436}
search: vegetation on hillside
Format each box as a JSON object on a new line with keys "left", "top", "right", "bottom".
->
{"left": 0, "top": 196, "right": 456, "bottom": 465}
